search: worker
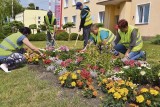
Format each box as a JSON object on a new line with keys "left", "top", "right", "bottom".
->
{"left": 0, "top": 27, "right": 43, "bottom": 73}
{"left": 44, "top": 10, "right": 57, "bottom": 48}
{"left": 76, "top": 2, "right": 93, "bottom": 49}
{"left": 81, "top": 24, "right": 118, "bottom": 55}
{"left": 114, "top": 19, "right": 146, "bottom": 60}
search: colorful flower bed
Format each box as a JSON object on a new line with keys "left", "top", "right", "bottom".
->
{"left": 25, "top": 46, "right": 160, "bottom": 107}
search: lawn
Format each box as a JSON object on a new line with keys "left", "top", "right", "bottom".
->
{"left": 0, "top": 41, "right": 159, "bottom": 107}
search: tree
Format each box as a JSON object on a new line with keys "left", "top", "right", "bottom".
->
{"left": 63, "top": 22, "right": 75, "bottom": 41}
{"left": 29, "top": 24, "right": 37, "bottom": 34}
{"left": 27, "top": 3, "right": 35, "bottom": 10}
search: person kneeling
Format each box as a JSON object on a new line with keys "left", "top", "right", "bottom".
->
{"left": 114, "top": 19, "right": 146, "bottom": 61}
{"left": 0, "top": 27, "right": 43, "bottom": 73}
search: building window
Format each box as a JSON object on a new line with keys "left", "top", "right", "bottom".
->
{"left": 64, "top": 17, "right": 68, "bottom": 24}
{"left": 84, "top": 0, "right": 90, "bottom": 3}
{"left": 64, "top": 0, "right": 69, "bottom": 8}
{"left": 38, "top": 21, "right": 41, "bottom": 24}
{"left": 98, "top": 11, "right": 105, "bottom": 23}
{"left": 38, "top": 16, "right": 41, "bottom": 20}
{"left": 72, "top": 15, "right": 76, "bottom": 25}
{"left": 72, "top": 0, "right": 77, "bottom": 5}
{"left": 136, "top": 3, "right": 150, "bottom": 24}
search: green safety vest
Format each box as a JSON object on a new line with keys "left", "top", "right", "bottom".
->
{"left": 0, "top": 32, "right": 23, "bottom": 56}
{"left": 44, "top": 15, "right": 55, "bottom": 33}
{"left": 118, "top": 25, "right": 143, "bottom": 52}
{"left": 91, "top": 28, "right": 115, "bottom": 45}
{"left": 81, "top": 7, "right": 92, "bottom": 27}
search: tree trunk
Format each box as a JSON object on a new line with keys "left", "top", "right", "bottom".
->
{"left": 68, "top": 27, "right": 71, "bottom": 41}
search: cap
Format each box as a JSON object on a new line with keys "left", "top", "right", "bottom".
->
{"left": 76, "top": 2, "right": 82, "bottom": 9}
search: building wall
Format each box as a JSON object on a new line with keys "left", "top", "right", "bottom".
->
{"left": 130, "top": 0, "right": 160, "bottom": 37}
{"left": 102, "top": 0, "right": 160, "bottom": 37}
{"left": 62, "top": 0, "right": 105, "bottom": 33}
{"left": 15, "top": 13, "right": 24, "bottom": 23}
{"left": 23, "top": 10, "right": 47, "bottom": 27}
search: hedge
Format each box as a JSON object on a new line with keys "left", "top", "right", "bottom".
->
{"left": 28, "top": 32, "right": 46, "bottom": 41}
{"left": 151, "top": 34, "right": 160, "bottom": 45}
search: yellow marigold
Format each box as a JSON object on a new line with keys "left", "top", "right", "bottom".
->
{"left": 136, "top": 95, "right": 145, "bottom": 103}
{"left": 102, "top": 79, "right": 107, "bottom": 83}
{"left": 117, "top": 80, "right": 125, "bottom": 86}
{"left": 113, "top": 92, "right": 121, "bottom": 99}
{"left": 146, "top": 100, "right": 151, "bottom": 106}
{"left": 77, "top": 70, "right": 81, "bottom": 74}
{"left": 58, "top": 76, "right": 63, "bottom": 81}
{"left": 108, "top": 87, "right": 115, "bottom": 93}
{"left": 62, "top": 76, "right": 67, "bottom": 81}
{"left": 71, "top": 82, "right": 76, "bottom": 87}
{"left": 150, "top": 89, "right": 159, "bottom": 96}
{"left": 61, "top": 81, "right": 65, "bottom": 85}
{"left": 122, "top": 97, "right": 127, "bottom": 101}
{"left": 140, "top": 88, "right": 149, "bottom": 93}
{"left": 71, "top": 73, "right": 77, "bottom": 79}
{"left": 106, "top": 82, "right": 114, "bottom": 88}
{"left": 126, "top": 81, "right": 135, "bottom": 88}
{"left": 123, "top": 88, "right": 129, "bottom": 96}
{"left": 117, "top": 89, "right": 125, "bottom": 96}
{"left": 35, "top": 58, "right": 39, "bottom": 61}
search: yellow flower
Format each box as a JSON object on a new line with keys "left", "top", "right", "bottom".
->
{"left": 123, "top": 88, "right": 129, "bottom": 96}
{"left": 140, "top": 88, "right": 149, "bottom": 93}
{"left": 71, "top": 73, "right": 77, "bottom": 79}
{"left": 117, "top": 80, "right": 125, "bottom": 86}
{"left": 122, "top": 97, "right": 127, "bottom": 101}
{"left": 146, "top": 100, "right": 151, "bottom": 106}
{"left": 150, "top": 89, "right": 159, "bottom": 96}
{"left": 61, "top": 81, "right": 65, "bottom": 85}
{"left": 102, "top": 79, "right": 107, "bottom": 84}
{"left": 126, "top": 81, "right": 135, "bottom": 88}
{"left": 62, "top": 76, "right": 67, "bottom": 81}
{"left": 113, "top": 92, "right": 121, "bottom": 99}
{"left": 35, "top": 58, "right": 39, "bottom": 61}
{"left": 117, "top": 89, "right": 125, "bottom": 96}
{"left": 71, "top": 82, "right": 76, "bottom": 87}
{"left": 136, "top": 95, "right": 145, "bottom": 103}
{"left": 59, "top": 76, "right": 63, "bottom": 81}
{"left": 77, "top": 70, "right": 81, "bottom": 74}
{"left": 108, "top": 87, "right": 115, "bottom": 93}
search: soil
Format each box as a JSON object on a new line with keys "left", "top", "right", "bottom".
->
{"left": 28, "top": 65, "right": 102, "bottom": 107}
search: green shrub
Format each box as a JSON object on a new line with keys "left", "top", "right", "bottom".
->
{"left": 78, "top": 34, "right": 83, "bottom": 41}
{"left": 0, "top": 33, "right": 6, "bottom": 39}
{"left": 151, "top": 34, "right": 160, "bottom": 45}
{"left": 2, "top": 24, "right": 12, "bottom": 36}
{"left": 70, "top": 33, "right": 78, "bottom": 40}
{"left": 28, "top": 32, "right": 46, "bottom": 41}
{"left": 56, "top": 31, "right": 69, "bottom": 41}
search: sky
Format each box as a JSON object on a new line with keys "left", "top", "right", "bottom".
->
{"left": 20, "top": 0, "right": 55, "bottom": 12}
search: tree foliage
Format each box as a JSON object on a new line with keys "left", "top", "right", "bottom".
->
{"left": 27, "top": 3, "right": 35, "bottom": 10}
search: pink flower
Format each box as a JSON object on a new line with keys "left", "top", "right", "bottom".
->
{"left": 92, "top": 66, "right": 99, "bottom": 70}
{"left": 80, "top": 69, "right": 91, "bottom": 79}
{"left": 100, "top": 68, "right": 105, "bottom": 74}
{"left": 76, "top": 56, "right": 83, "bottom": 63}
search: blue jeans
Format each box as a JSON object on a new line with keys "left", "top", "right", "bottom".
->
{"left": 114, "top": 44, "right": 144, "bottom": 60}
{"left": 83, "top": 25, "right": 91, "bottom": 48}
{"left": 46, "top": 31, "right": 55, "bottom": 47}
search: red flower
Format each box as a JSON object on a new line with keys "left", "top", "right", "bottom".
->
{"left": 80, "top": 69, "right": 91, "bottom": 79}
{"left": 44, "top": 59, "right": 52, "bottom": 64}
{"left": 92, "top": 66, "right": 99, "bottom": 70}
{"left": 100, "top": 68, "right": 105, "bottom": 74}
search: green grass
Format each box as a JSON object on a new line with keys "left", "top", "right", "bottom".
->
{"left": 0, "top": 40, "right": 159, "bottom": 107}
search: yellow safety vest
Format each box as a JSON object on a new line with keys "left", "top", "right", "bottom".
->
{"left": 118, "top": 25, "right": 143, "bottom": 52}
{"left": 0, "top": 32, "right": 23, "bottom": 56}
{"left": 44, "top": 15, "right": 55, "bottom": 33}
{"left": 80, "top": 7, "right": 92, "bottom": 27}
{"left": 91, "top": 28, "right": 115, "bottom": 45}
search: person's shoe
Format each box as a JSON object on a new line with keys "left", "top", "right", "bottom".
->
{"left": 0, "top": 64, "right": 11, "bottom": 73}
{"left": 142, "top": 51, "right": 147, "bottom": 61}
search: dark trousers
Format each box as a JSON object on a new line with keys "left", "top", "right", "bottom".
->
{"left": 46, "top": 31, "right": 55, "bottom": 47}
{"left": 83, "top": 25, "right": 91, "bottom": 48}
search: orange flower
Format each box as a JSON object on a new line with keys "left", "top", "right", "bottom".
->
{"left": 93, "top": 91, "right": 98, "bottom": 96}
{"left": 88, "top": 78, "right": 93, "bottom": 82}
{"left": 89, "top": 85, "right": 94, "bottom": 90}
{"left": 146, "top": 100, "right": 151, "bottom": 106}
{"left": 77, "top": 80, "right": 83, "bottom": 87}
{"left": 86, "top": 81, "right": 92, "bottom": 86}
{"left": 129, "top": 103, "right": 138, "bottom": 107}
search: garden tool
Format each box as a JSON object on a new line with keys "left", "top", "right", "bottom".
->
{"left": 74, "top": 33, "right": 80, "bottom": 48}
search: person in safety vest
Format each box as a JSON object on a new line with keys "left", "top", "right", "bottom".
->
{"left": 80, "top": 24, "right": 119, "bottom": 55}
{"left": 44, "top": 10, "right": 56, "bottom": 48}
{"left": 0, "top": 27, "right": 43, "bottom": 73}
{"left": 76, "top": 2, "right": 92, "bottom": 49}
{"left": 114, "top": 19, "right": 146, "bottom": 60}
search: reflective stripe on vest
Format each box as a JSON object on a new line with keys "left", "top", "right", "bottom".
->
{"left": 4, "top": 38, "right": 18, "bottom": 49}
{"left": 118, "top": 25, "right": 143, "bottom": 52}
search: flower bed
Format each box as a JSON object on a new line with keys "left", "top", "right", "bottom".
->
{"left": 25, "top": 46, "right": 160, "bottom": 107}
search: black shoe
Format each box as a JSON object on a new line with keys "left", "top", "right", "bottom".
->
{"left": 142, "top": 51, "right": 146, "bottom": 61}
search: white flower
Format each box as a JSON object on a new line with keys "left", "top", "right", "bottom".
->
{"left": 46, "top": 65, "right": 55, "bottom": 71}
{"left": 118, "top": 71, "right": 124, "bottom": 74}
{"left": 137, "top": 67, "right": 142, "bottom": 69}
{"left": 141, "top": 64, "right": 147, "bottom": 67}
{"left": 90, "top": 71, "right": 97, "bottom": 78}
{"left": 140, "top": 71, "right": 146, "bottom": 76}
{"left": 123, "top": 66, "right": 130, "bottom": 69}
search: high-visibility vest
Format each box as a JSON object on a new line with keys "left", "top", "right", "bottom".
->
{"left": 118, "top": 25, "right": 143, "bottom": 52}
{"left": 91, "top": 28, "right": 115, "bottom": 45}
{"left": 44, "top": 15, "right": 55, "bottom": 33}
{"left": 80, "top": 6, "right": 92, "bottom": 27}
{"left": 0, "top": 32, "right": 23, "bottom": 56}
